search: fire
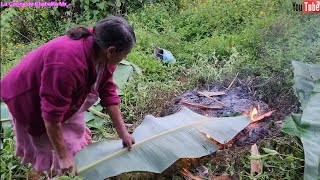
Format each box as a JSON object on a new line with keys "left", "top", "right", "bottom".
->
{"left": 246, "top": 104, "right": 275, "bottom": 123}
{"left": 198, "top": 130, "right": 212, "bottom": 140}
{"left": 250, "top": 107, "right": 258, "bottom": 121}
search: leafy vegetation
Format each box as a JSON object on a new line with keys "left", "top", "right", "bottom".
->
{"left": 282, "top": 61, "right": 320, "bottom": 180}
{"left": 1, "top": 0, "right": 319, "bottom": 179}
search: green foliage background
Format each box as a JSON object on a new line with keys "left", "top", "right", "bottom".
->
{"left": 1, "top": 0, "right": 319, "bottom": 179}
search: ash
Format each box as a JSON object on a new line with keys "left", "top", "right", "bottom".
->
{"left": 163, "top": 84, "right": 278, "bottom": 147}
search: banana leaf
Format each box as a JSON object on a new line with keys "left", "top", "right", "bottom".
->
{"left": 74, "top": 107, "right": 251, "bottom": 179}
{"left": 282, "top": 61, "right": 320, "bottom": 180}
{"left": 113, "top": 60, "right": 141, "bottom": 95}
{"left": 85, "top": 112, "right": 104, "bottom": 129}
{"left": 1, "top": 101, "right": 10, "bottom": 120}
{"left": 292, "top": 60, "right": 320, "bottom": 109}
{"left": 1, "top": 101, "right": 12, "bottom": 140}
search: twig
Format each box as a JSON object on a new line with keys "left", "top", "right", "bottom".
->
{"left": 12, "top": 28, "right": 33, "bottom": 43}
{"left": 198, "top": 92, "right": 225, "bottom": 106}
{"left": 88, "top": 107, "right": 108, "bottom": 118}
{"left": 180, "top": 101, "right": 223, "bottom": 110}
{"left": 226, "top": 72, "right": 239, "bottom": 91}
{"left": 0, "top": 118, "right": 11, "bottom": 123}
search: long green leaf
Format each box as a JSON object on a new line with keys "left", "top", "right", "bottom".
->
{"left": 292, "top": 61, "right": 320, "bottom": 109}
{"left": 113, "top": 60, "right": 141, "bottom": 95}
{"left": 282, "top": 60, "right": 320, "bottom": 180}
{"left": 1, "top": 101, "right": 12, "bottom": 139}
{"left": 75, "top": 107, "right": 250, "bottom": 179}
{"left": 1, "top": 101, "right": 10, "bottom": 119}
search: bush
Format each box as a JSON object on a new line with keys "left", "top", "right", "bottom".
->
{"left": 1, "top": 6, "right": 64, "bottom": 44}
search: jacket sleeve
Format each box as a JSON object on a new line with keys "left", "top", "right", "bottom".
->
{"left": 99, "top": 64, "right": 120, "bottom": 107}
{"left": 40, "top": 64, "right": 80, "bottom": 122}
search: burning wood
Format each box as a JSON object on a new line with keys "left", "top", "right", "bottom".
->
{"left": 252, "top": 110, "right": 275, "bottom": 122}
{"left": 243, "top": 104, "right": 275, "bottom": 123}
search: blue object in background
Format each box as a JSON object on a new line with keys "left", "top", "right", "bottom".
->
{"left": 154, "top": 45, "right": 176, "bottom": 64}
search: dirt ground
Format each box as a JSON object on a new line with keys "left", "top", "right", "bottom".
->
{"left": 113, "top": 77, "right": 301, "bottom": 180}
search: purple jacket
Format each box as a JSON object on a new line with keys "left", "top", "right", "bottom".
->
{"left": 1, "top": 35, "right": 120, "bottom": 136}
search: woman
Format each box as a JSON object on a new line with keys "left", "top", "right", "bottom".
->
{"left": 0, "top": 16, "right": 135, "bottom": 175}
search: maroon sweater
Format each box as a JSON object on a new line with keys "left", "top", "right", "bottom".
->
{"left": 0, "top": 35, "right": 120, "bottom": 136}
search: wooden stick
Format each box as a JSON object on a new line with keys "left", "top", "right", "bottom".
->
{"left": 12, "top": 28, "right": 33, "bottom": 43}
{"left": 179, "top": 101, "right": 223, "bottom": 110}
{"left": 197, "top": 92, "right": 225, "bottom": 106}
{"left": 226, "top": 72, "right": 239, "bottom": 91}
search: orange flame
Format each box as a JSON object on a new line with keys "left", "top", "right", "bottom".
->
{"left": 250, "top": 107, "right": 258, "bottom": 122}
{"left": 198, "top": 130, "right": 212, "bottom": 140}
{"left": 247, "top": 104, "right": 275, "bottom": 123}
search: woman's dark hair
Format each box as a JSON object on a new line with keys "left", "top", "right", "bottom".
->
{"left": 67, "top": 16, "right": 136, "bottom": 52}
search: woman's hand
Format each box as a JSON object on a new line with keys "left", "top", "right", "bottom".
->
{"left": 57, "top": 151, "right": 78, "bottom": 174}
{"left": 105, "top": 105, "right": 136, "bottom": 150}
{"left": 85, "top": 127, "right": 93, "bottom": 144}
{"left": 121, "top": 133, "right": 135, "bottom": 151}
{"left": 44, "top": 120, "right": 78, "bottom": 174}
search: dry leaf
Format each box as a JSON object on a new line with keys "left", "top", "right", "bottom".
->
{"left": 196, "top": 165, "right": 208, "bottom": 177}
{"left": 180, "top": 168, "right": 203, "bottom": 180}
{"left": 251, "top": 144, "right": 261, "bottom": 174}
{"left": 198, "top": 91, "right": 226, "bottom": 97}
{"left": 180, "top": 101, "right": 223, "bottom": 110}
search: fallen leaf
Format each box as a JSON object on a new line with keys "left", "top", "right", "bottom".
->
{"left": 196, "top": 165, "right": 208, "bottom": 177}
{"left": 198, "top": 91, "right": 225, "bottom": 97}
{"left": 180, "top": 101, "right": 223, "bottom": 110}
{"left": 250, "top": 144, "right": 261, "bottom": 174}
{"left": 253, "top": 110, "right": 275, "bottom": 122}
{"left": 180, "top": 168, "right": 203, "bottom": 180}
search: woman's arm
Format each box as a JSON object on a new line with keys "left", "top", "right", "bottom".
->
{"left": 44, "top": 120, "right": 76, "bottom": 173}
{"left": 44, "top": 120, "right": 69, "bottom": 158}
{"left": 98, "top": 65, "right": 134, "bottom": 149}
{"left": 105, "top": 105, "right": 135, "bottom": 150}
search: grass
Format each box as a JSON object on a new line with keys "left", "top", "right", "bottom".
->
{"left": 1, "top": 0, "right": 319, "bottom": 179}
